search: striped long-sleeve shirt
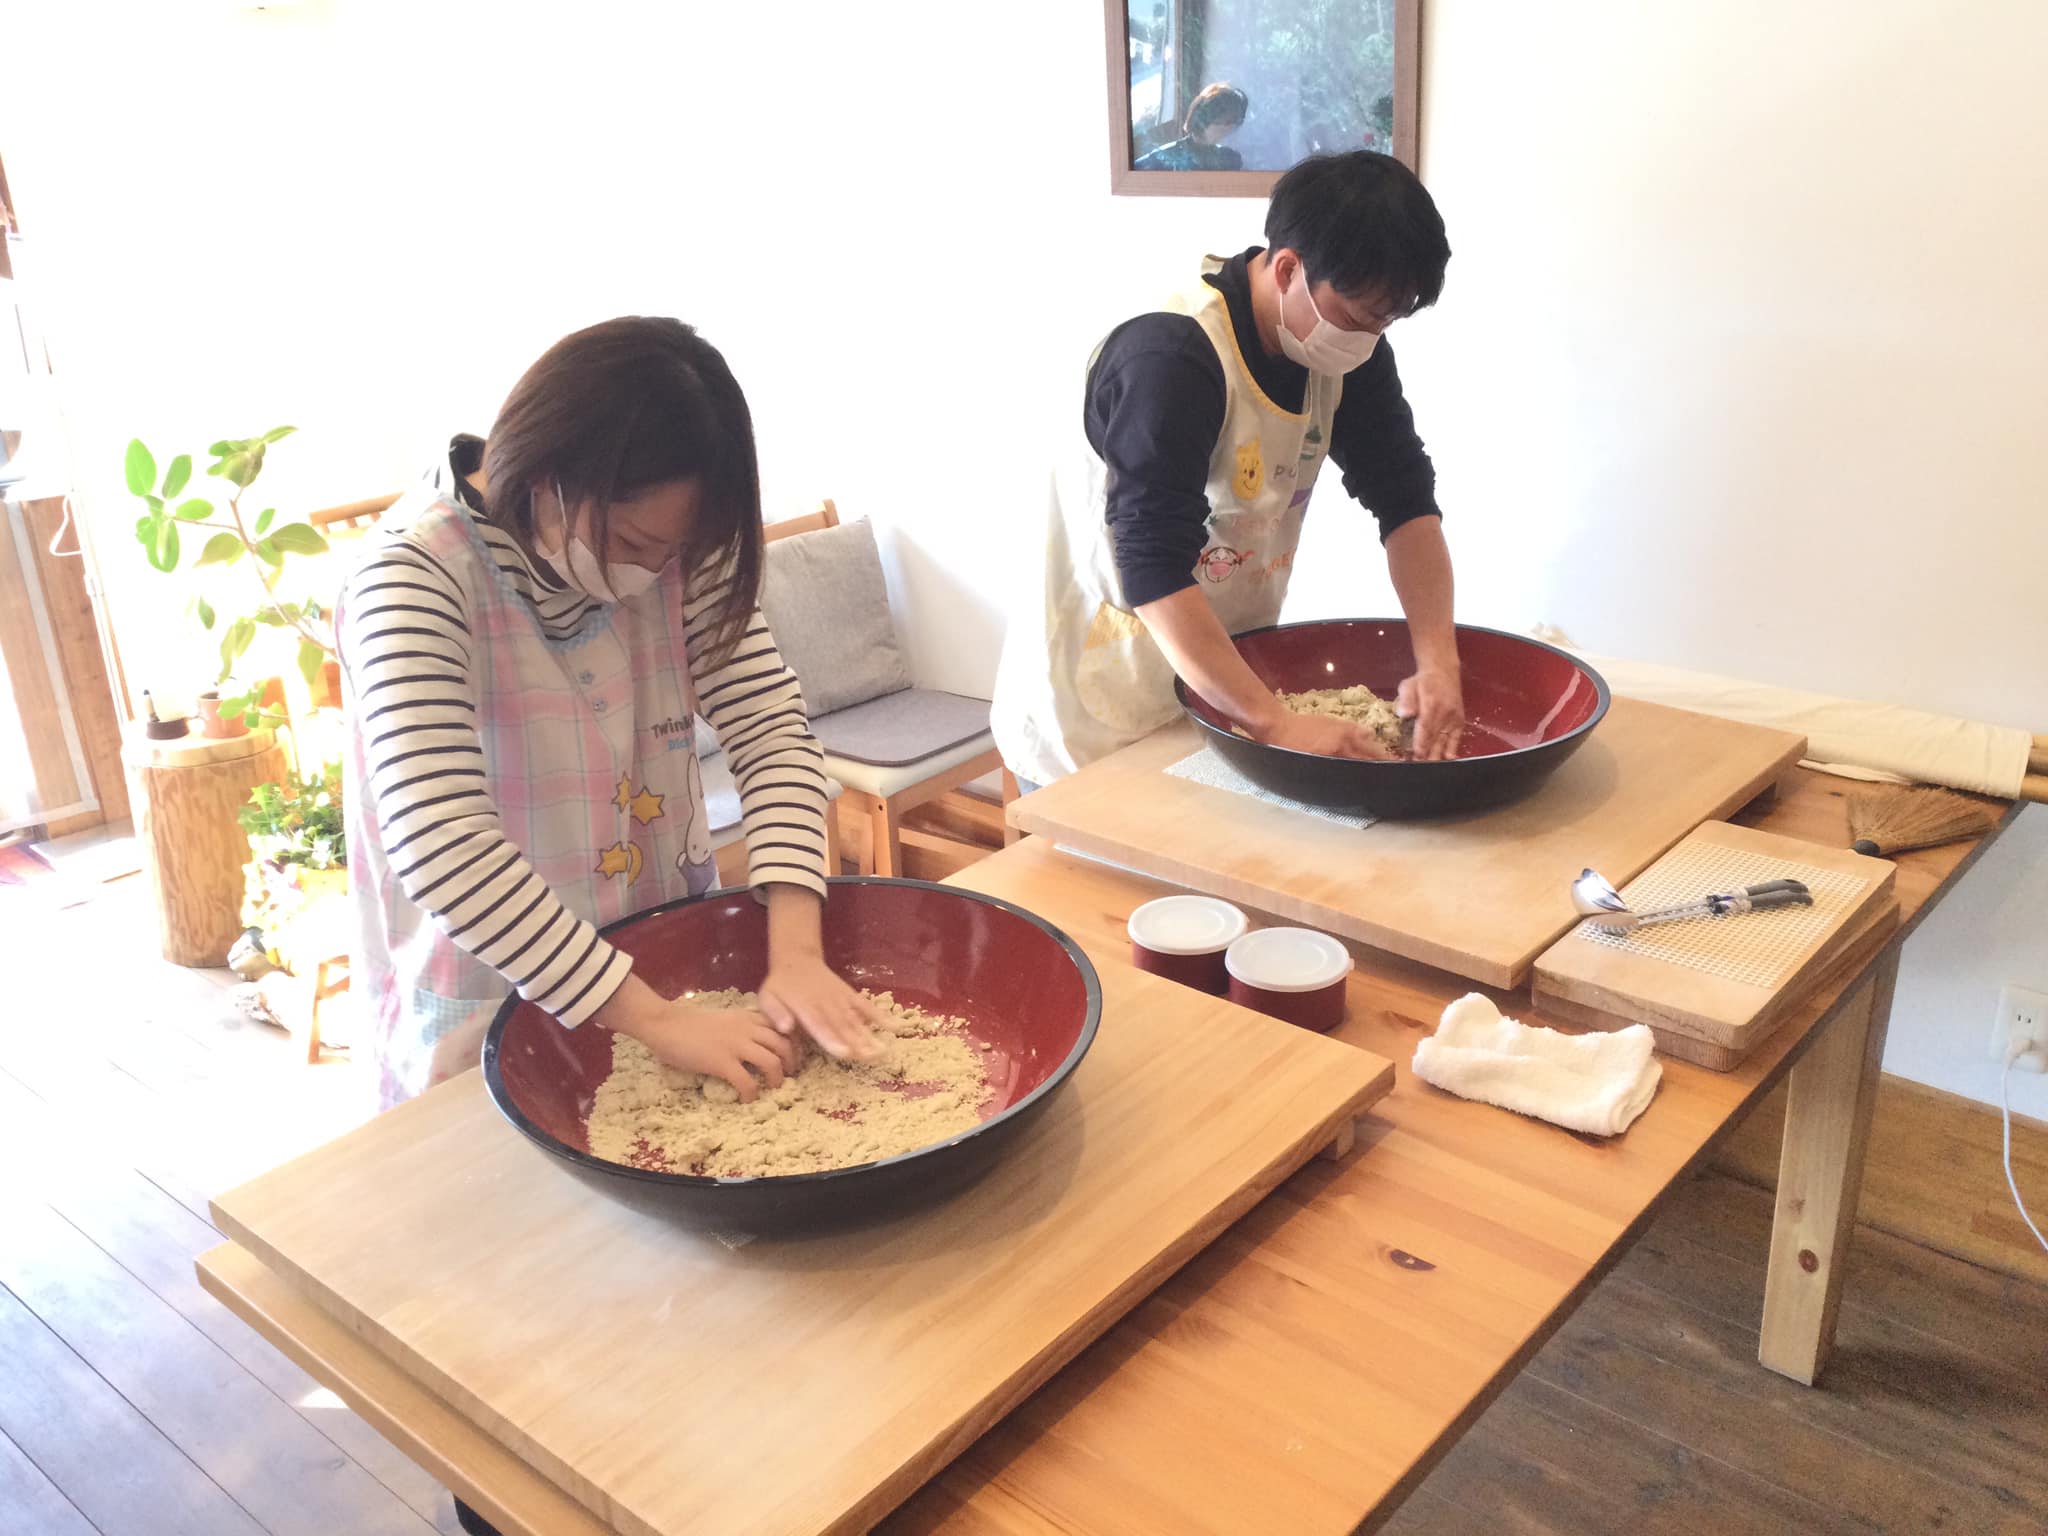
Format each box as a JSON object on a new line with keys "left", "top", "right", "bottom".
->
{"left": 338, "top": 452, "right": 829, "bottom": 1031}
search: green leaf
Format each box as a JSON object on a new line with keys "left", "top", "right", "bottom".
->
{"left": 302, "top": 599, "right": 323, "bottom": 622}
{"left": 254, "top": 507, "right": 276, "bottom": 536}
{"left": 162, "top": 454, "right": 192, "bottom": 498}
{"left": 152, "top": 519, "right": 181, "bottom": 571}
{"left": 261, "top": 425, "right": 297, "bottom": 444}
{"left": 219, "top": 616, "right": 256, "bottom": 679}
{"left": 255, "top": 537, "right": 282, "bottom": 567}
{"left": 197, "top": 531, "right": 244, "bottom": 567}
{"left": 135, "top": 514, "right": 157, "bottom": 545}
{"left": 297, "top": 637, "right": 327, "bottom": 686}
{"left": 210, "top": 448, "right": 263, "bottom": 488}
{"left": 208, "top": 440, "right": 236, "bottom": 457}
{"left": 197, "top": 596, "right": 216, "bottom": 630}
{"left": 174, "top": 498, "right": 214, "bottom": 521}
{"left": 144, "top": 493, "right": 164, "bottom": 516}
{"left": 255, "top": 603, "right": 301, "bottom": 626}
{"left": 267, "top": 522, "right": 329, "bottom": 557}
{"left": 125, "top": 440, "right": 156, "bottom": 497}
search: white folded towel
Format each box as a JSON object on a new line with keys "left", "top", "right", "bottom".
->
{"left": 1412, "top": 994, "right": 1661, "bottom": 1137}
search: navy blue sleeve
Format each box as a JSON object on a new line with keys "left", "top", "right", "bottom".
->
{"left": 1085, "top": 313, "right": 1226, "bottom": 608}
{"left": 1325, "top": 336, "right": 1442, "bottom": 543}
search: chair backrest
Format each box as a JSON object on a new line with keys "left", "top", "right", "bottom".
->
{"left": 765, "top": 498, "right": 839, "bottom": 544}
{"left": 308, "top": 493, "right": 402, "bottom": 532}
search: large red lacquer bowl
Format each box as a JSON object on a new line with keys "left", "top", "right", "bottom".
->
{"left": 483, "top": 878, "right": 1101, "bottom": 1232}
{"left": 1176, "top": 619, "right": 1610, "bottom": 818}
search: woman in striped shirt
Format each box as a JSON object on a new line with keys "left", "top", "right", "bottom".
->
{"left": 338, "top": 316, "right": 879, "bottom": 1115}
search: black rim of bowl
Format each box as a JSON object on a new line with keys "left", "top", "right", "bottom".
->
{"left": 481, "top": 875, "right": 1104, "bottom": 1194}
{"left": 1175, "top": 617, "right": 1612, "bottom": 765}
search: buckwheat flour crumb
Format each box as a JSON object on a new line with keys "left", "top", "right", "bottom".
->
{"left": 584, "top": 989, "right": 992, "bottom": 1178}
{"left": 1276, "top": 685, "right": 1406, "bottom": 753}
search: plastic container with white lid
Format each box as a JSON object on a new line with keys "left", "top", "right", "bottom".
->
{"left": 1225, "top": 927, "right": 1354, "bottom": 1031}
{"left": 1126, "top": 895, "right": 1248, "bottom": 994}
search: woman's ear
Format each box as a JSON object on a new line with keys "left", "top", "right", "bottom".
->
{"left": 532, "top": 480, "right": 568, "bottom": 544}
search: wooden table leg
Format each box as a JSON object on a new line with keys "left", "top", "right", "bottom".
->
{"left": 1759, "top": 944, "right": 1901, "bottom": 1384}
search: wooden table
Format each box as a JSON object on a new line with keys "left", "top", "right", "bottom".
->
{"left": 198, "top": 766, "right": 2011, "bottom": 1535}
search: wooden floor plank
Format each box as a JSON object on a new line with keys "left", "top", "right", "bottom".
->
{"left": 1537, "top": 1269, "right": 2048, "bottom": 1532}
{"left": 1373, "top": 1486, "right": 1489, "bottom": 1536}
{"left": 1465, "top": 1374, "right": 1863, "bottom": 1536}
{"left": 1719, "top": 1074, "right": 2048, "bottom": 1285}
{"left": 0, "top": 1282, "right": 269, "bottom": 1536}
{"left": 0, "top": 1068, "right": 457, "bottom": 1531}
{"left": 1619, "top": 1211, "right": 2048, "bottom": 1461}
{"left": 1652, "top": 1172, "right": 2048, "bottom": 1377}
{"left": 0, "top": 1193, "right": 435, "bottom": 1536}
{"left": 0, "top": 1427, "right": 99, "bottom": 1536}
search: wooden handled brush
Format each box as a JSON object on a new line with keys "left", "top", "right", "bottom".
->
{"left": 1849, "top": 787, "right": 2001, "bottom": 857}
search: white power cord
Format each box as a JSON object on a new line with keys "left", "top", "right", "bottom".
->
{"left": 2003, "top": 1046, "right": 2048, "bottom": 1256}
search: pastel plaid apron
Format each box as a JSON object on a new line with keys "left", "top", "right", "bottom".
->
{"left": 342, "top": 497, "right": 718, "bottom": 1107}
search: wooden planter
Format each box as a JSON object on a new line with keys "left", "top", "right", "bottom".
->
{"left": 123, "top": 728, "right": 289, "bottom": 967}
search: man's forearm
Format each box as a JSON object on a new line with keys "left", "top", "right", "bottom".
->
{"left": 1386, "top": 516, "right": 1457, "bottom": 670}
{"left": 1134, "top": 585, "right": 1283, "bottom": 735}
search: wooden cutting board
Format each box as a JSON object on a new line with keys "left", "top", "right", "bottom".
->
{"left": 1009, "top": 697, "right": 1806, "bottom": 988}
{"left": 209, "top": 965, "right": 1391, "bottom": 1536}
{"left": 1532, "top": 820, "right": 1898, "bottom": 1070}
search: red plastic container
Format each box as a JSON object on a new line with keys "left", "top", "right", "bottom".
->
{"left": 1127, "top": 895, "right": 1248, "bottom": 995}
{"left": 1225, "top": 927, "right": 1354, "bottom": 1032}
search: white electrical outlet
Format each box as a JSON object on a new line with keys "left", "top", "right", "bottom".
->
{"left": 1992, "top": 985, "right": 2048, "bottom": 1073}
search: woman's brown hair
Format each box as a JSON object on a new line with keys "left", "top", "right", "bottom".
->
{"left": 481, "top": 316, "right": 764, "bottom": 663}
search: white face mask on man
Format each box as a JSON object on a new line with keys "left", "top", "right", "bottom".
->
{"left": 534, "top": 480, "right": 664, "bottom": 603}
{"left": 1277, "top": 266, "right": 1382, "bottom": 376}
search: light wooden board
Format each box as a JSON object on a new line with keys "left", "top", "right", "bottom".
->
{"left": 1008, "top": 698, "right": 1807, "bottom": 988}
{"left": 1532, "top": 822, "right": 1898, "bottom": 1068}
{"left": 199, "top": 1243, "right": 607, "bottom": 1536}
{"left": 209, "top": 965, "right": 1391, "bottom": 1536}
{"left": 1534, "top": 896, "right": 1898, "bottom": 1070}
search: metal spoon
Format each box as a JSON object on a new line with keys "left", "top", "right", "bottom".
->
{"left": 1571, "top": 868, "right": 1813, "bottom": 933}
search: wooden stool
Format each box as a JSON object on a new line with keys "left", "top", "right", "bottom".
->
{"left": 122, "top": 727, "right": 287, "bottom": 967}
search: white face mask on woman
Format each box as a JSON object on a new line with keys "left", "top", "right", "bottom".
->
{"left": 534, "top": 480, "right": 662, "bottom": 603}
{"left": 1277, "top": 266, "right": 1381, "bottom": 376}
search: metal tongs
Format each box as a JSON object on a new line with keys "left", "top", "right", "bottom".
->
{"left": 1571, "top": 869, "right": 1813, "bottom": 933}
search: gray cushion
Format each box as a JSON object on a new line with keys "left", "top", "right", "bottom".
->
{"left": 759, "top": 519, "right": 914, "bottom": 716}
{"left": 811, "top": 689, "right": 992, "bottom": 768}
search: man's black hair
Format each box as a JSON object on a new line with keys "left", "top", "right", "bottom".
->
{"left": 1264, "top": 151, "right": 1450, "bottom": 316}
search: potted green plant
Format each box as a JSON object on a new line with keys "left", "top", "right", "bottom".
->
{"left": 123, "top": 427, "right": 335, "bottom": 728}
{"left": 238, "top": 759, "right": 349, "bottom": 969}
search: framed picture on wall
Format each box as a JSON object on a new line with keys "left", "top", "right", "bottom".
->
{"left": 1107, "top": 0, "right": 1419, "bottom": 196}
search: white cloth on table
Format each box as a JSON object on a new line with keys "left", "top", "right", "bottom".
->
{"left": 1412, "top": 993, "right": 1661, "bottom": 1137}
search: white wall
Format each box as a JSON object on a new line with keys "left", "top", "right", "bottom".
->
{"left": 1285, "top": 1, "right": 2046, "bottom": 1117}
{"left": 4, "top": 0, "right": 1261, "bottom": 702}
{"left": 7, "top": 1, "right": 2042, "bottom": 1113}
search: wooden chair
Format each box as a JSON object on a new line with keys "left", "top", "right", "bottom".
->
{"left": 763, "top": 501, "right": 842, "bottom": 541}
{"left": 308, "top": 493, "right": 401, "bottom": 532}
{"left": 760, "top": 501, "right": 1016, "bottom": 877}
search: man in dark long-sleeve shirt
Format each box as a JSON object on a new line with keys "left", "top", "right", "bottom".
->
{"left": 993, "top": 152, "right": 1464, "bottom": 785}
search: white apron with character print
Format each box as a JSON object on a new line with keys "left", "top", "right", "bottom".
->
{"left": 342, "top": 498, "right": 719, "bottom": 1108}
{"left": 994, "top": 256, "right": 1343, "bottom": 785}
